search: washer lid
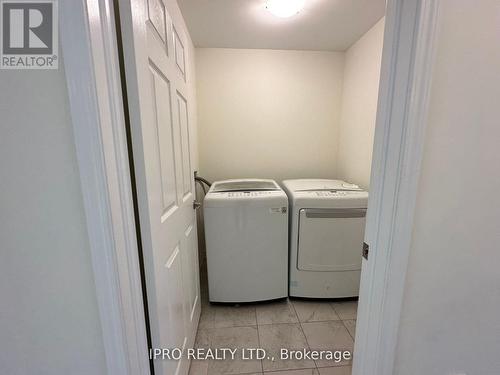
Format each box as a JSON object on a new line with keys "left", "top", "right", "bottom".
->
{"left": 211, "top": 179, "right": 280, "bottom": 192}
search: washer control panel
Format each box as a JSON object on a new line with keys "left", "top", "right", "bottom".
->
{"left": 227, "top": 191, "right": 274, "bottom": 198}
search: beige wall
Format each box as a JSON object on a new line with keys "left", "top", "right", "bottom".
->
{"left": 394, "top": 1, "right": 500, "bottom": 374}
{"left": 337, "top": 18, "right": 384, "bottom": 189}
{"left": 0, "top": 58, "right": 107, "bottom": 374}
{"left": 195, "top": 48, "right": 344, "bottom": 183}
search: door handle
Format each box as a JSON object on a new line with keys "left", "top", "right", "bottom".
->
{"left": 193, "top": 200, "right": 202, "bottom": 210}
{"left": 304, "top": 208, "right": 367, "bottom": 218}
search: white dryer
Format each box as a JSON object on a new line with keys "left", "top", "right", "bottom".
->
{"left": 204, "top": 179, "right": 288, "bottom": 303}
{"left": 282, "top": 179, "right": 368, "bottom": 298}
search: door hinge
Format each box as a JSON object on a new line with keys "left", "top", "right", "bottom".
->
{"left": 362, "top": 242, "right": 369, "bottom": 260}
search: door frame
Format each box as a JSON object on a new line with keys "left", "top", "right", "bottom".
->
{"left": 60, "top": 0, "right": 440, "bottom": 374}
{"left": 353, "top": 1, "right": 440, "bottom": 374}
{"left": 60, "top": 1, "right": 150, "bottom": 374}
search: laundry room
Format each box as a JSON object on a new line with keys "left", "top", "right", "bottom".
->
{"left": 178, "top": 0, "right": 386, "bottom": 374}
{"left": 5, "top": 0, "right": 500, "bottom": 374}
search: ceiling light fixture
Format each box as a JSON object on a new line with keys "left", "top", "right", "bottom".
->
{"left": 266, "top": 0, "right": 305, "bottom": 18}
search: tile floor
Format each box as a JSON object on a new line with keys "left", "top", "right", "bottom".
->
{"left": 189, "top": 288, "right": 357, "bottom": 375}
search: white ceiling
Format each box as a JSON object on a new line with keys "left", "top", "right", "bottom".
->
{"left": 178, "top": 0, "right": 385, "bottom": 51}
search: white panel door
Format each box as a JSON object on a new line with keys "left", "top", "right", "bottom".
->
{"left": 118, "top": 1, "right": 200, "bottom": 374}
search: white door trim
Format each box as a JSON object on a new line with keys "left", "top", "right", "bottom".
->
{"left": 60, "top": 1, "right": 150, "bottom": 374}
{"left": 60, "top": 0, "right": 440, "bottom": 374}
{"left": 353, "top": 1, "right": 440, "bottom": 374}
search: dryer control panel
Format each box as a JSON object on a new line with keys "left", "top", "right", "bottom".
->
{"left": 313, "top": 190, "right": 363, "bottom": 197}
{"left": 315, "top": 191, "right": 346, "bottom": 197}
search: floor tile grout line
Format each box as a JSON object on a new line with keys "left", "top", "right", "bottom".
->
{"left": 257, "top": 318, "right": 343, "bottom": 326}
{"left": 196, "top": 297, "right": 356, "bottom": 374}
{"left": 255, "top": 307, "right": 264, "bottom": 374}
{"left": 213, "top": 323, "right": 258, "bottom": 329}
{"left": 330, "top": 301, "right": 358, "bottom": 321}
{"left": 333, "top": 314, "right": 356, "bottom": 368}
{"left": 340, "top": 319, "right": 356, "bottom": 342}
{"left": 331, "top": 302, "right": 357, "bottom": 341}
{"left": 297, "top": 302, "right": 357, "bottom": 372}
{"left": 262, "top": 367, "right": 317, "bottom": 374}
{"left": 290, "top": 299, "right": 319, "bottom": 372}
{"left": 293, "top": 299, "right": 341, "bottom": 320}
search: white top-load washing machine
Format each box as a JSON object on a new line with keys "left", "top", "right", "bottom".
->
{"left": 282, "top": 179, "right": 368, "bottom": 298}
{"left": 204, "top": 179, "right": 288, "bottom": 303}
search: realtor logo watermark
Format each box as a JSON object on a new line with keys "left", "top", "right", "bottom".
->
{"left": 1, "top": 0, "right": 58, "bottom": 69}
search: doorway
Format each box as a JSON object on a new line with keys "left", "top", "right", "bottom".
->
{"left": 179, "top": 1, "right": 385, "bottom": 374}
{"left": 122, "top": 0, "right": 384, "bottom": 374}
{"left": 60, "top": 0, "right": 440, "bottom": 371}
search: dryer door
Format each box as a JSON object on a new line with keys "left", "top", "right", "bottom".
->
{"left": 297, "top": 208, "right": 366, "bottom": 271}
